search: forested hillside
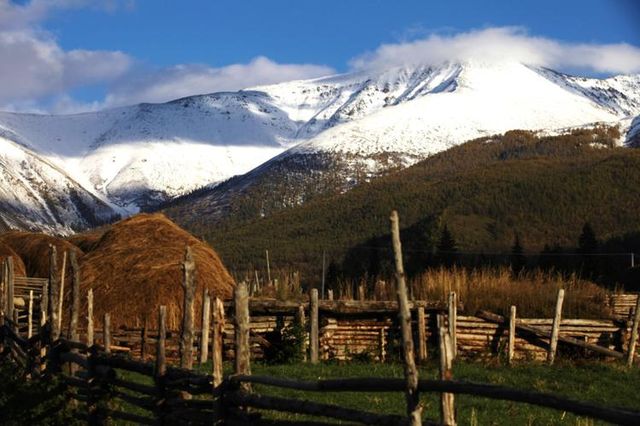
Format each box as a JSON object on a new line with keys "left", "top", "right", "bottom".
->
{"left": 170, "top": 126, "right": 640, "bottom": 286}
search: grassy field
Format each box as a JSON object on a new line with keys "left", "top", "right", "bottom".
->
{"left": 190, "top": 360, "right": 639, "bottom": 425}
{"left": 2, "top": 358, "right": 638, "bottom": 425}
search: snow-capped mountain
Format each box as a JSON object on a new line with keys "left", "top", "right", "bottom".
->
{"left": 1, "top": 60, "right": 640, "bottom": 233}
{"left": 0, "top": 136, "right": 118, "bottom": 233}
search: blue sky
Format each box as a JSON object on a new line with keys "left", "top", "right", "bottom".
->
{"left": 1, "top": 0, "right": 640, "bottom": 113}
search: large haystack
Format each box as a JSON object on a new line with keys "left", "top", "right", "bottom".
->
{"left": 80, "top": 213, "right": 235, "bottom": 329}
{"left": 0, "top": 231, "right": 83, "bottom": 278}
{"left": 0, "top": 241, "right": 27, "bottom": 277}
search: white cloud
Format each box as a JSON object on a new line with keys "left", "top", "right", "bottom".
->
{"left": 0, "top": 0, "right": 332, "bottom": 112}
{"left": 350, "top": 27, "right": 640, "bottom": 75}
{"left": 0, "top": 30, "right": 131, "bottom": 104}
{"left": 102, "top": 56, "right": 334, "bottom": 107}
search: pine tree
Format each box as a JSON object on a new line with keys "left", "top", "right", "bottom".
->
{"left": 578, "top": 223, "right": 598, "bottom": 254}
{"left": 510, "top": 233, "right": 526, "bottom": 273}
{"left": 436, "top": 225, "right": 458, "bottom": 267}
{"left": 578, "top": 222, "right": 599, "bottom": 277}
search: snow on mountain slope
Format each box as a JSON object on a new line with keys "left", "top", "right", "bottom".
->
{"left": 290, "top": 61, "right": 637, "bottom": 158}
{"left": 163, "top": 61, "right": 640, "bottom": 229}
{"left": 2, "top": 60, "right": 640, "bottom": 233}
{"left": 0, "top": 136, "right": 119, "bottom": 233}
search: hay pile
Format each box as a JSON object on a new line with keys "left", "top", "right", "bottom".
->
{"left": 0, "top": 231, "right": 83, "bottom": 278}
{"left": 0, "top": 241, "right": 27, "bottom": 277}
{"left": 80, "top": 213, "right": 235, "bottom": 328}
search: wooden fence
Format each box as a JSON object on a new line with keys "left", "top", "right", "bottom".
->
{"left": 1, "top": 212, "right": 640, "bottom": 424}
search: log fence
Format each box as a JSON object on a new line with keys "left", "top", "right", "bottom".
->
{"left": 1, "top": 213, "right": 640, "bottom": 424}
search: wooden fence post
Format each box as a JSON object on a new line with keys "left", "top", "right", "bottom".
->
{"left": 27, "top": 290, "right": 33, "bottom": 339}
{"left": 417, "top": 307, "right": 427, "bottom": 363}
{"left": 327, "top": 289, "right": 333, "bottom": 301}
{"left": 548, "top": 288, "right": 565, "bottom": 365}
{"left": 448, "top": 292, "right": 457, "bottom": 359}
{"left": 49, "top": 245, "right": 60, "bottom": 340}
{"left": 358, "top": 284, "right": 365, "bottom": 301}
{"left": 626, "top": 295, "right": 640, "bottom": 367}
{"left": 69, "top": 251, "right": 80, "bottom": 342}
{"left": 1, "top": 258, "right": 5, "bottom": 319}
{"left": 235, "top": 282, "right": 251, "bottom": 391}
{"left": 103, "top": 313, "right": 111, "bottom": 354}
{"left": 310, "top": 288, "right": 319, "bottom": 364}
{"left": 141, "top": 315, "right": 148, "bottom": 361}
{"left": 156, "top": 305, "right": 167, "bottom": 422}
{"left": 57, "top": 251, "right": 67, "bottom": 335}
{"left": 508, "top": 305, "right": 516, "bottom": 364}
{"left": 180, "top": 246, "right": 196, "bottom": 369}
{"left": 156, "top": 306, "right": 167, "bottom": 377}
{"left": 200, "top": 289, "right": 211, "bottom": 364}
{"left": 86, "top": 289, "right": 94, "bottom": 347}
{"left": 296, "top": 304, "right": 307, "bottom": 362}
{"left": 212, "top": 297, "right": 225, "bottom": 387}
{"left": 439, "top": 315, "right": 456, "bottom": 426}
{"left": 390, "top": 210, "right": 422, "bottom": 425}
{"left": 6, "top": 257, "right": 14, "bottom": 326}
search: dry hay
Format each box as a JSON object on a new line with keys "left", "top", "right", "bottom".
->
{"left": 80, "top": 213, "right": 235, "bottom": 329}
{"left": 67, "top": 227, "right": 107, "bottom": 253}
{"left": 0, "top": 231, "right": 83, "bottom": 278}
{"left": 0, "top": 241, "right": 27, "bottom": 277}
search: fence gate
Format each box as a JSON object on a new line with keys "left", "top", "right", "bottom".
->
{"left": 12, "top": 277, "right": 47, "bottom": 337}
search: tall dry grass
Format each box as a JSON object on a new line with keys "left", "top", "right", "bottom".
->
{"left": 410, "top": 267, "right": 611, "bottom": 319}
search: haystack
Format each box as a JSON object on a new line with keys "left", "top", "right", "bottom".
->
{"left": 80, "top": 213, "right": 235, "bottom": 329}
{"left": 0, "top": 241, "right": 27, "bottom": 277}
{"left": 0, "top": 231, "right": 83, "bottom": 278}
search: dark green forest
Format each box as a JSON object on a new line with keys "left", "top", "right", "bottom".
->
{"left": 168, "top": 126, "right": 640, "bottom": 288}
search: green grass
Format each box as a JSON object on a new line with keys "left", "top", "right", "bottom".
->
{"left": 190, "top": 360, "right": 640, "bottom": 425}
{"left": 3, "top": 358, "right": 638, "bottom": 425}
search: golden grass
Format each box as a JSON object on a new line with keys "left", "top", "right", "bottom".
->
{"left": 327, "top": 267, "right": 611, "bottom": 319}
{"left": 409, "top": 267, "right": 611, "bottom": 319}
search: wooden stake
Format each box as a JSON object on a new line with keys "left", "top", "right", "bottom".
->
{"left": 379, "top": 328, "right": 386, "bottom": 363}
{"left": 69, "top": 251, "right": 80, "bottom": 341}
{"left": 266, "top": 250, "right": 272, "bottom": 285}
{"left": 327, "top": 289, "right": 334, "bottom": 301}
{"left": 57, "top": 250, "right": 67, "bottom": 334}
{"left": 6, "top": 257, "right": 14, "bottom": 325}
{"left": 548, "top": 288, "right": 565, "bottom": 365}
{"left": 508, "top": 305, "right": 516, "bottom": 365}
{"left": 180, "top": 246, "right": 196, "bottom": 369}
{"left": 234, "top": 282, "right": 251, "bottom": 391}
{"left": 448, "top": 292, "right": 457, "bottom": 359}
{"left": 417, "top": 307, "right": 427, "bottom": 363}
{"left": 390, "top": 210, "right": 422, "bottom": 425}
{"left": 358, "top": 284, "right": 366, "bottom": 301}
{"left": 200, "top": 289, "right": 211, "bottom": 364}
{"left": 49, "top": 245, "right": 60, "bottom": 340}
{"left": 0, "top": 259, "right": 5, "bottom": 318}
{"left": 103, "top": 313, "right": 111, "bottom": 354}
{"left": 439, "top": 317, "right": 456, "bottom": 426}
{"left": 156, "top": 305, "right": 167, "bottom": 378}
{"left": 27, "top": 290, "right": 33, "bottom": 339}
{"left": 321, "top": 250, "right": 326, "bottom": 299}
{"left": 310, "top": 288, "right": 319, "bottom": 364}
{"left": 212, "top": 297, "right": 225, "bottom": 387}
{"left": 86, "top": 289, "right": 94, "bottom": 347}
{"left": 626, "top": 295, "right": 640, "bottom": 367}
{"left": 296, "top": 304, "right": 307, "bottom": 362}
{"left": 141, "top": 315, "right": 148, "bottom": 361}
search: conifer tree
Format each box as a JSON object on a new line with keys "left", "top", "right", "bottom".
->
{"left": 510, "top": 233, "right": 526, "bottom": 273}
{"left": 436, "top": 224, "right": 458, "bottom": 267}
